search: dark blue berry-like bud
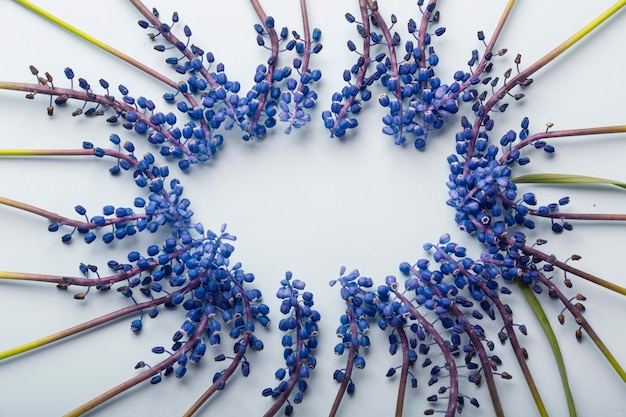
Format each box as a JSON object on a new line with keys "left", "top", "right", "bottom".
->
{"left": 130, "top": 319, "right": 143, "bottom": 333}
{"left": 312, "top": 28, "right": 321, "bottom": 41}
{"left": 64, "top": 67, "right": 75, "bottom": 79}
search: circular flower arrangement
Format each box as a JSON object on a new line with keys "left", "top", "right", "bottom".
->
{"left": 0, "top": 1, "right": 625, "bottom": 416}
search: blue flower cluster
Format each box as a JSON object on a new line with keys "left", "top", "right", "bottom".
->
{"left": 329, "top": 267, "right": 376, "bottom": 399}
{"left": 46, "top": 138, "right": 194, "bottom": 244}
{"left": 323, "top": 1, "right": 459, "bottom": 148}
{"left": 6, "top": 1, "right": 623, "bottom": 416}
{"left": 446, "top": 115, "right": 571, "bottom": 240}
{"left": 262, "top": 273, "right": 320, "bottom": 416}
{"left": 120, "top": 221, "right": 269, "bottom": 386}
{"left": 138, "top": 7, "right": 323, "bottom": 142}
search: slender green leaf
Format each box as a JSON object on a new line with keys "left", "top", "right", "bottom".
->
{"left": 518, "top": 283, "right": 577, "bottom": 417}
{"left": 512, "top": 173, "right": 626, "bottom": 189}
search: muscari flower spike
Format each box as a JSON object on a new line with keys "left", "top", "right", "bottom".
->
{"left": 327, "top": 266, "right": 378, "bottom": 416}
{"left": 262, "top": 272, "right": 320, "bottom": 416}
{"left": 324, "top": 1, "right": 459, "bottom": 148}
{"left": 136, "top": 3, "right": 322, "bottom": 143}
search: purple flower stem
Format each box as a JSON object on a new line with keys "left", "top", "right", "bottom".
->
{"left": 263, "top": 301, "right": 304, "bottom": 417}
{"left": 500, "top": 125, "right": 626, "bottom": 164}
{"left": 287, "top": 0, "right": 313, "bottom": 129}
{"left": 466, "top": 0, "right": 626, "bottom": 166}
{"left": 328, "top": 301, "right": 358, "bottom": 417}
{"left": 415, "top": 0, "right": 439, "bottom": 137}
{"left": 248, "top": 0, "right": 281, "bottom": 133}
{"left": 0, "top": 147, "right": 188, "bottom": 229}
{"left": 0, "top": 193, "right": 147, "bottom": 231}
{"left": 466, "top": 216, "right": 626, "bottom": 379}
{"left": 464, "top": 208, "right": 626, "bottom": 296}
{"left": 408, "top": 264, "right": 505, "bottom": 417}
{"left": 366, "top": 0, "right": 403, "bottom": 130}
{"left": 528, "top": 212, "right": 626, "bottom": 222}
{"left": 0, "top": 81, "right": 192, "bottom": 156}
{"left": 392, "top": 324, "right": 410, "bottom": 417}
{"left": 0, "top": 283, "right": 195, "bottom": 361}
{"left": 64, "top": 303, "right": 209, "bottom": 417}
{"left": 452, "top": 0, "right": 516, "bottom": 101}
{"left": 494, "top": 190, "right": 626, "bottom": 223}
{"left": 182, "top": 342, "right": 249, "bottom": 417}
{"left": 330, "top": 0, "right": 371, "bottom": 137}
{"left": 436, "top": 240, "right": 547, "bottom": 415}
{"left": 503, "top": 234, "right": 626, "bottom": 296}
{"left": 14, "top": 0, "right": 177, "bottom": 90}
{"left": 536, "top": 271, "right": 626, "bottom": 382}
{"left": 0, "top": 238, "right": 206, "bottom": 288}
{"left": 464, "top": 177, "right": 626, "bottom": 224}
{"left": 182, "top": 270, "right": 255, "bottom": 417}
{"left": 128, "top": 0, "right": 213, "bottom": 140}
{"left": 392, "top": 289, "right": 460, "bottom": 417}
{"left": 482, "top": 281, "right": 547, "bottom": 414}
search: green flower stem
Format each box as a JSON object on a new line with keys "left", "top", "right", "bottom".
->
{"left": 0, "top": 147, "right": 138, "bottom": 167}
{"left": 0, "top": 270, "right": 126, "bottom": 287}
{"left": 0, "top": 289, "right": 181, "bottom": 360}
{"left": 513, "top": 173, "right": 626, "bottom": 190}
{"left": 13, "top": 0, "right": 177, "bottom": 89}
{"left": 493, "top": 0, "right": 626, "bottom": 111}
{"left": 515, "top": 0, "right": 626, "bottom": 81}
{"left": 517, "top": 282, "right": 576, "bottom": 417}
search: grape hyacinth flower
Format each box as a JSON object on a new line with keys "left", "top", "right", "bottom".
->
{"left": 323, "top": 0, "right": 516, "bottom": 149}
{"left": 0, "top": 1, "right": 625, "bottom": 417}
{"left": 327, "top": 267, "right": 378, "bottom": 416}
{"left": 2, "top": 0, "right": 321, "bottom": 171}
{"left": 262, "top": 273, "right": 320, "bottom": 416}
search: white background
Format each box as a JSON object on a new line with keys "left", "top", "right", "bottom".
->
{"left": 0, "top": 0, "right": 625, "bottom": 416}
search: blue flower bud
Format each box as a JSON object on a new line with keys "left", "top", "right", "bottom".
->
{"left": 312, "top": 28, "right": 321, "bottom": 41}
{"left": 84, "top": 232, "right": 96, "bottom": 244}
